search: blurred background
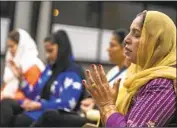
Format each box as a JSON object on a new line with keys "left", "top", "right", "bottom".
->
{"left": 1, "top": 1, "right": 177, "bottom": 80}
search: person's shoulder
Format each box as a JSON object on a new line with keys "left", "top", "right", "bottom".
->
{"left": 137, "top": 78, "right": 174, "bottom": 96}
{"left": 109, "top": 66, "right": 120, "bottom": 73}
{"left": 67, "top": 62, "right": 85, "bottom": 78}
{"left": 148, "top": 77, "right": 172, "bottom": 85}
{"left": 61, "top": 70, "right": 82, "bottom": 80}
{"left": 145, "top": 77, "right": 173, "bottom": 89}
{"left": 40, "top": 64, "right": 51, "bottom": 75}
{"left": 106, "top": 66, "right": 119, "bottom": 78}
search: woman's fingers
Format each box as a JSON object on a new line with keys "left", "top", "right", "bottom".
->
{"left": 85, "top": 70, "right": 95, "bottom": 85}
{"left": 82, "top": 79, "right": 89, "bottom": 89}
{"left": 82, "top": 79, "right": 96, "bottom": 96}
{"left": 8, "top": 60, "right": 16, "bottom": 67}
{"left": 91, "top": 64, "right": 107, "bottom": 98}
{"left": 83, "top": 64, "right": 111, "bottom": 102}
{"left": 98, "top": 64, "right": 108, "bottom": 84}
{"left": 91, "top": 64, "right": 102, "bottom": 86}
{"left": 97, "top": 64, "right": 110, "bottom": 98}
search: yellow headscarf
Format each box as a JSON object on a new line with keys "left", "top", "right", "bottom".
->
{"left": 116, "top": 11, "right": 176, "bottom": 115}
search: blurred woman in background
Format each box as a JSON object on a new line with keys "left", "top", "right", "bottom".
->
{"left": 1, "top": 29, "right": 44, "bottom": 100}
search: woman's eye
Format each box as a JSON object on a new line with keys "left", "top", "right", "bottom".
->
{"left": 135, "top": 34, "right": 140, "bottom": 38}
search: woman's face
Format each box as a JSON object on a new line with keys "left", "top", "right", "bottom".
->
{"left": 7, "top": 39, "right": 18, "bottom": 57}
{"left": 44, "top": 41, "right": 58, "bottom": 65}
{"left": 124, "top": 15, "right": 143, "bottom": 64}
{"left": 107, "top": 34, "right": 123, "bottom": 64}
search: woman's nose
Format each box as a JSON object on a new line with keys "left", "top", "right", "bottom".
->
{"left": 124, "top": 35, "right": 131, "bottom": 45}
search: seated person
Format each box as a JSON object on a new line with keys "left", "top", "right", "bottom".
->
{"left": 83, "top": 10, "right": 177, "bottom": 127}
{"left": 1, "top": 29, "right": 44, "bottom": 100}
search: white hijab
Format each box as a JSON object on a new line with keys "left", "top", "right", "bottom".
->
{"left": 2, "top": 29, "right": 44, "bottom": 98}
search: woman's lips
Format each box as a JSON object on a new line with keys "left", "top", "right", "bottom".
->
{"left": 125, "top": 47, "right": 132, "bottom": 52}
{"left": 124, "top": 47, "right": 132, "bottom": 56}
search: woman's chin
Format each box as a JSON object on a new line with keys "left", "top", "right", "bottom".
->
{"left": 125, "top": 56, "right": 134, "bottom": 64}
{"left": 47, "top": 60, "right": 55, "bottom": 65}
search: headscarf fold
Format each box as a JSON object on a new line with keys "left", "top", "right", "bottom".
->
{"left": 2, "top": 29, "right": 44, "bottom": 98}
{"left": 116, "top": 11, "right": 176, "bottom": 115}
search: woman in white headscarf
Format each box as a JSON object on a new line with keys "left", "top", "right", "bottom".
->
{"left": 1, "top": 29, "right": 44, "bottom": 100}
